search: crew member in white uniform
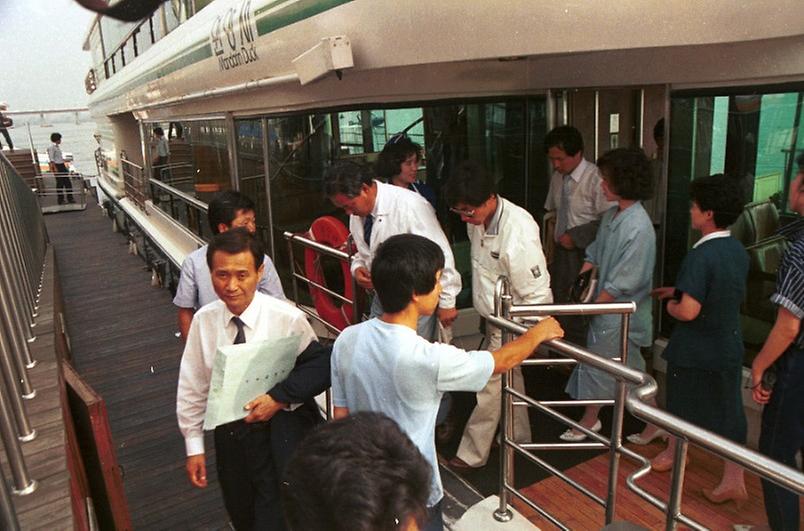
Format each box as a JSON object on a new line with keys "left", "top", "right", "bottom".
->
{"left": 325, "top": 159, "right": 461, "bottom": 339}
{"left": 444, "top": 161, "right": 553, "bottom": 469}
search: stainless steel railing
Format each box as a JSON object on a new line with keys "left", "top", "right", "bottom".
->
{"left": 283, "top": 231, "right": 362, "bottom": 420}
{"left": 0, "top": 149, "right": 52, "bottom": 529}
{"left": 149, "top": 177, "right": 211, "bottom": 241}
{"left": 121, "top": 158, "right": 149, "bottom": 211}
{"left": 35, "top": 172, "right": 88, "bottom": 212}
{"left": 491, "top": 276, "right": 804, "bottom": 530}
{"left": 283, "top": 231, "right": 362, "bottom": 335}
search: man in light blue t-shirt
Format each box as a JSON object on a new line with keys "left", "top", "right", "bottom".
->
{"left": 173, "top": 191, "right": 284, "bottom": 339}
{"left": 331, "top": 234, "right": 563, "bottom": 531}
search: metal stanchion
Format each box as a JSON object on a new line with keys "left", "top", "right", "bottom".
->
{"left": 665, "top": 440, "right": 689, "bottom": 530}
{"left": 494, "top": 278, "right": 515, "bottom": 522}
{"left": 0, "top": 289, "right": 35, "bottom": 398}
{"left": 605, "top": 312, "right": 630, "bottom": 524}
{"left": 0, "top": 328, "right": 35, "bottom": 441}
{"left": 0, "top": 241, "right": 37, "bottom": 369}
{"left": 0, "top": 464, "right": 20, "bottom": 531}
{"left": 0, "top": 370, "right": 37, "bottom": 495}
{"left": 0, "top": 200, "right": 37, "bottom": 329}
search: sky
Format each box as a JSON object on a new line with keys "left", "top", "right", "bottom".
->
{"left": 0, "top": 0, "right": 96, "bottom": 111}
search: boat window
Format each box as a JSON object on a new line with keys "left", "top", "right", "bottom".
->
{"left": 664, "top": 88, "right": 804, "bottom": 360}
{"left": 237, "top": 98, "right": 547, "bottom": 309}
{"left": 235, "top": 119, "right": 273, "bottom": 255}
{"left": 265, "top": 114, "right": 337, "bottom": 293}
{"left": 164, "top": 0, "right": 192, "bottom": 34}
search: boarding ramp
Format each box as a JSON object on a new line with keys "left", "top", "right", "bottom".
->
{"left": 487, "top": 276, "right": 804, "bottom": 530}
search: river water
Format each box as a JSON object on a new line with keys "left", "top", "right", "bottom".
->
{"left": 4, "top": 119, "right": 100, "bottom": 176}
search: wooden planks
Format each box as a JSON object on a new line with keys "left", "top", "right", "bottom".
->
{"left": 45, "top": 200, "right": 229, "bottom": 529}
{"left": 514, "top": 440, "right": 804, "bottom": 530}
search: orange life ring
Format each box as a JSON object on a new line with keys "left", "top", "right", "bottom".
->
{"left": 304, "top": 216, "right": 355, "bottom": 331}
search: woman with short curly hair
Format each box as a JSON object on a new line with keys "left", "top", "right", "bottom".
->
{"left": 561, "top": 147, "right": 656, "bottom": 441}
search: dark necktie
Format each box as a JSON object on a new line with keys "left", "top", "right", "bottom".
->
{"left": 363, "top": 214, "right": 374, "bottom": 246}
{"left": 555, "top": 174, "right": 572, "bottom": 241}
{"left": 232, "top": 316, "right": 246, "bottom": 344}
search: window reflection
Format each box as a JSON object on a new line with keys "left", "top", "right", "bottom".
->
{"left": 666, "top": 89, "right": 804, "bottom": 360}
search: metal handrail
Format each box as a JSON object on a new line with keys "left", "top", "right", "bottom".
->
{"left": 283, "top": 231, "right": 360, "bottom": 335}
{"left": 491, "top": 276, "right": 804, "bottom": 530}
{"left": 120, "top": 158, "right": 149, "bottom": 211}
{"left": 0, "top": 151, "right": 47, "bottom": 518}
{"left": 283, "top": 230, "right": 362, "bottom": 420}
{"left": 149, "top": 177, "right": 209, "bottom": 212}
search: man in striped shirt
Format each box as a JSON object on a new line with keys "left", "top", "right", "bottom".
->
{"left": 751, "top": 152, "right": 804, "bottom": 531}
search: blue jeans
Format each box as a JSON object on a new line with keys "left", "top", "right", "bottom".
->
{"left": 758, "top": 345, "right": 803, "bottom": 531}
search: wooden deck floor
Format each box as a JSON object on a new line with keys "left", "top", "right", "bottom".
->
{"left": 513, "top": 439, "right": 802, "bottom": 530}
{"left": 45, "top": 199, "right": 229, "bottom": 529}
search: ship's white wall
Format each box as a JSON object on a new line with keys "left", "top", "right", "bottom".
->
{"left": 88, "top": 0, "right": 804, "bottom": 119}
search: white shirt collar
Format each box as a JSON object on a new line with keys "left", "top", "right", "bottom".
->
{"left": 567, "top": 158, "right": 590, "bottom": 182}
{"left": 693, "top": 229, "right": 731, "bottom": 249}
{"left": 221, "top": 292, "right": 262, "bottom": 332}
{"left": 485, "top": 196, "right": 504, "bottom": 235}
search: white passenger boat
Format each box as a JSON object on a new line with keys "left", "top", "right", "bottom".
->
{"left": 73, "top": 0, "right": 804, "bottom": 528}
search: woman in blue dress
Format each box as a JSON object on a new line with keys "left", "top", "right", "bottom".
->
{"left": 647, "top": 174, "right": 749, "bottom": 506}
{"left": 561, "top": 148, "right": 655, "bottom": 441}
{"left": 375, "top": 135, "right": 437, "bottom": 208}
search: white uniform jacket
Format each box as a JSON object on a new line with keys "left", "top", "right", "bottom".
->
{"left": 350, "top": 180, "right": 461, "bottom": 309}
{"left": 470, "top": 197, "right": 553, "bottom": 318}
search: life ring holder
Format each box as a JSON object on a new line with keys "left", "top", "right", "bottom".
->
{"left": 304, "top": 216, "right": 355, "bottom": 331}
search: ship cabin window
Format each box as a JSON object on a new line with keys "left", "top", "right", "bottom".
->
{"left": 230, "top": 98, "right": 548, "bottom": 308}
{"left": 146, "top": 119, "right": 229, "bottom": 239}
{"left": 665, "top": 87, "right": 804, "bottom": 363}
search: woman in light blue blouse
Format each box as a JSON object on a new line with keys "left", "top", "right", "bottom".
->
{"left": 561, "top": 148, "right": 655, "bottom": 441}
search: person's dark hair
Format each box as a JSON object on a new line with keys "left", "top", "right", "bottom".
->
{"left": 375, "top": 136, "right": 422, "bottom": 181}
{"left": 544, "top": 125, "right": 584, "bottom": 156}
{"left": 207, "top": 190, "right": 256, "bottom": 234}
{"left": 444, "top": 161, "right": 496, "bottom": 207}
{"left": 796, "top": 151, "right": 804, "bottom": 171}
{"left": 154, "top": 126, "right": 164, "bottom": 136}
{"left": 282, "top": 412, "right": 431, "bottom": 531}
{"left": 653, "top": 118, "right": 665, "bottom": 143}
{"left": 371, "top": 234, "right": 444, "bottom": 313}
{"left": 206, "top": 228, "right": 264, "bottom": 270}
{"left": 596, "top": 148, "right": 654, "bottom": 201}
{"left": 324, "top": 160, "right": 374, "bottom": 198}
{"left": 50, "top": 132, "right": 62, "bottom": 143}
{"left": 689, "top": 174, "right": 746, "bottom": 228}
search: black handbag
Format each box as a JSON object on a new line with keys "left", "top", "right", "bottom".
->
{"left": 569, "top": 267, "right": 598, "bottom": 303}
{"left": 0, "top": 116, "right": 12, "bottom": 128}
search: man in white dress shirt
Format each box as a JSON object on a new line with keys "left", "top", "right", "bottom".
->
{"left": 444, "top": 162, "right": 553, "bottom": 468}
{"left": 176, "top": 229, "right": 330, "bottom": 530}
{"left": 544, "top": 126, "right": 614, "bottom": 345}
{"left": 47, "top": 132, "right": 74, "bottom": 204}
{"left": 325, "top": 160, "right": 460, "bottom": 340}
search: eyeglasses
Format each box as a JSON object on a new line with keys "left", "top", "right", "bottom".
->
{"left": 449, "top": 206, "right": 476, "bottom": 217}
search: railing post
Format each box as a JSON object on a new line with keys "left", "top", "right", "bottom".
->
{"left": 0, "top": 367, "right": 37, "bottom": 496}
{"left": 665, "top": 439, "right": 689, "bottom": 530}
{"left": 605, "top": 313, "right": 630, "bottom": 524}
{"left": 0, "top": 327, "right": 36, "bottom": 441}
{"left": 0, "top": 464, "right": 20, "bottom": 531}
{"left": 494, "top": 277, "right": 514, "bottom": 522}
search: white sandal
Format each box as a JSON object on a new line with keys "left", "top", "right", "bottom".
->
{"left": 559, "top": 419, "right": 602, "bottom": 442}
